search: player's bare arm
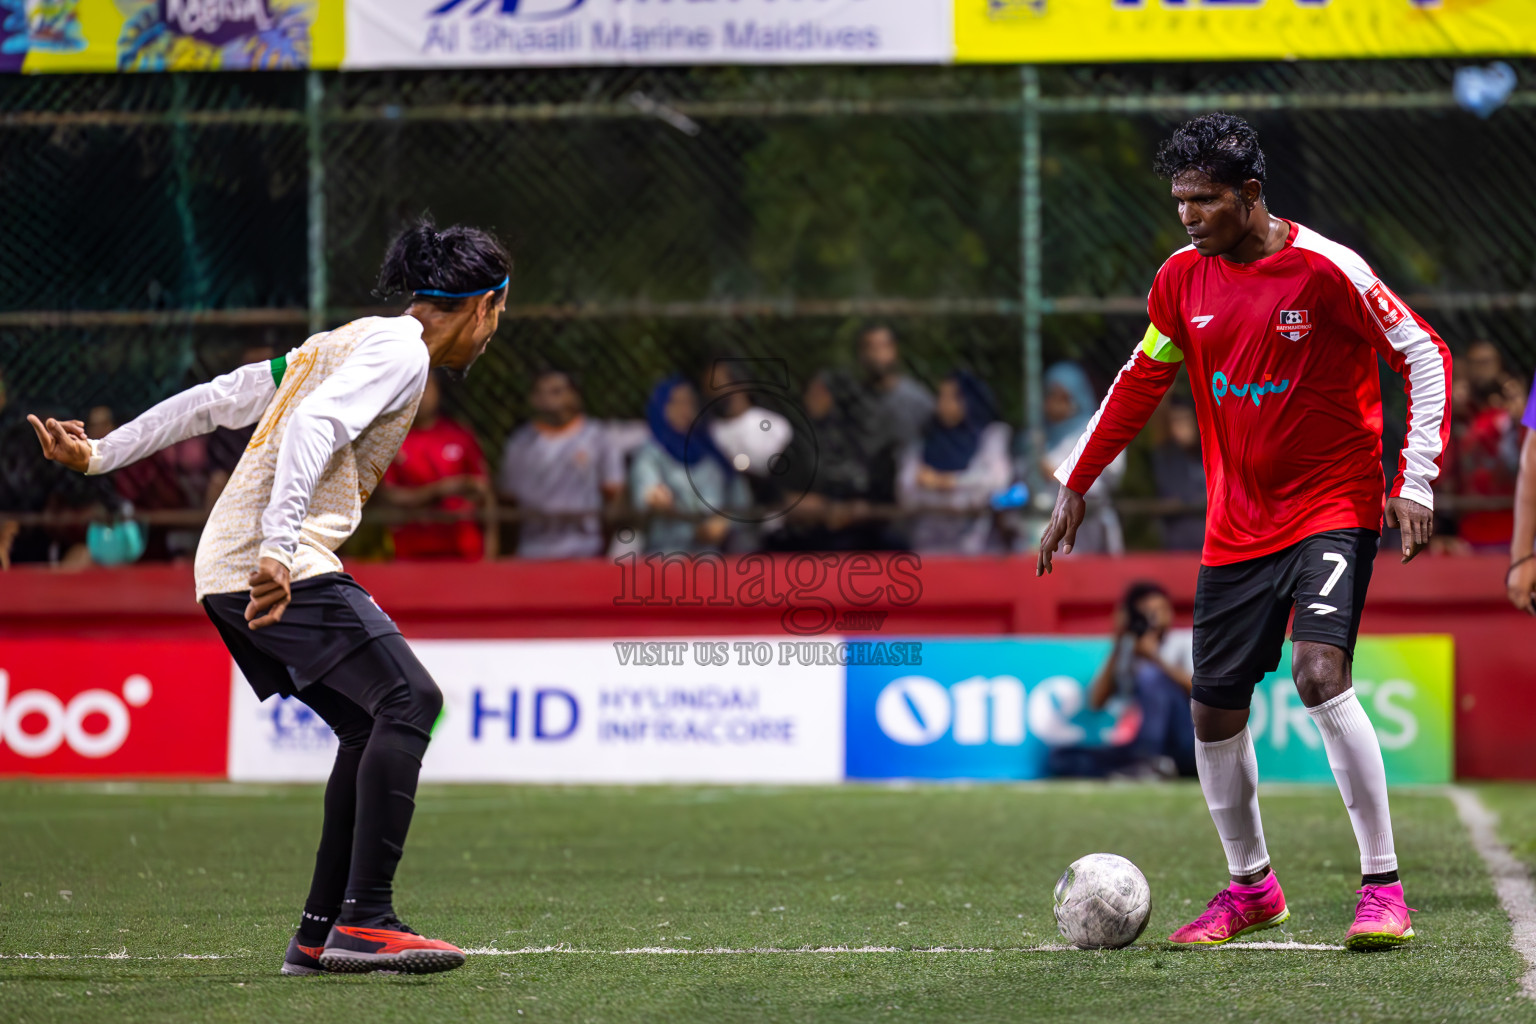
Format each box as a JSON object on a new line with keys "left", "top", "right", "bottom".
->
{"left": 1384, "top": 495, "right": 1433, "bottom": 563}
{"left": 1035, "top": 484, "right": 1086, "bottom": 576}
{"left": 26, "top": 414, "right": 91, "bottom": 472}
{"left": 245, "top": 556, "right": 292, "bottom": 630}
{"left": 1509, "top": 428, "right": 1536, "bottom": 613}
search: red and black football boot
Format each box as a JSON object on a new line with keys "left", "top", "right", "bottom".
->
{"left": 282, "top": 934, "right": 328, "bottom": 976}
{"left": 318, "top": 917, "right": 466, "bottom": 975}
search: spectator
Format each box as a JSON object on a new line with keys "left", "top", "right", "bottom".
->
{"left": 1466, "top": 338, "right": 1506, "bottom": 396}
{"left": 1151, "top": 396, "right": 1205, "bottom": 551}
{"left": 498, "top": 368, "right": 623, "bottom": 559}
{"left": 205, "top": 342, "right": 277, "bottom": 510}
{"left": 379, "top": 371, "right": 489, "bottom": 561}
{"left": 1082, "top": 581, "right": 1196, "bottom": 778}
{"left": 1022, "top": 361, "right": 1125, "bottom": 554}
{"left": 703, "top": 360, "right": 793, "bottom": 498}
{"left": 897, "top": 371, "right": 1011, "bottom": 553}
{"left": 1441, "top": 347, "right": 1520, "bottom": 551}
{"left": 630, "top": 375, "right": 747, "bottom": 553}
{"left": 767, "top": 370, "right": 903, "bottom": 552}
{"left": 856, "top": 324, "right": 935, "bottom": 450}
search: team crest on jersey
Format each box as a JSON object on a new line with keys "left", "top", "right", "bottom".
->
{"left": 1275, "top": 309, "right": 1312, "bottom": 342}
{"left": 1364, "top": 281, "right": 1407, "bottom": 331}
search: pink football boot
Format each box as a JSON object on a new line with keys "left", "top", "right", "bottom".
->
{"left": 1168, "top": 871, "right": 1290, "bottom": 945}
{"left": 1344, "top": 882, "right": 1416, "bottom": 951}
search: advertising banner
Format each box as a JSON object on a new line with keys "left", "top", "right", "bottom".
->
{"left": 956, "top": 0, "right": 1536, "bottom": 65}
{"left": 229, "top": 637, "right": 846, "bottom": 783}
{"left": 343, "top": 0, "right": 952, "bottom": 69}
{"left": 845, "top": 635, "right": 1453, "bottom": 784}
{"left": 6, "top": 0, "right": 344, "bottom": 73}
{"left": 0, "top": 639, "right": 231, "bottom": 776}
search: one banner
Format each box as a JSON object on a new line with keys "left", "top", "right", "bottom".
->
{"left": 0, "top": 639, "right": 231, "bottom": 776}
{"left": 343, "top": 0, "right": 952, "bottom": 69}
{"left": 956, "top": 0, "right": 1536, "bottom": 64}
{"left": 228, "top": 637, "right": 847, "bottom": 783}
{"left": 6, "top": 0, "right": 344, "bottom": 73}
{"left": 845, "top": 635, "right": 1453, "bottom": 783}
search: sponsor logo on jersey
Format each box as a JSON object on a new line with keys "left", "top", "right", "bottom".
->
{"left": 1212, "top": 371, "right": 1290, "bottom": 408}
{"left": 1275, "top": 309, "right": 1312, "bottom": 342}
{"left": 1365, "top": 281, "right": 1407, "bottom": 331}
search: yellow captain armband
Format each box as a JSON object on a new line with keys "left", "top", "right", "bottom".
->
{"left": 1138, "top": 323, "right": 1184, "bottom": 364}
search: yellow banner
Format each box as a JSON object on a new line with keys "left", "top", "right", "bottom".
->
{"left": 956, "top": 0, "right": 1536, "bottom": 63}
{"left": 9, "top": 1, "right": 343, "bottom": 73}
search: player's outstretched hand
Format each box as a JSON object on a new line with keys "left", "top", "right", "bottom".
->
{"left": 27, "top": 414, "right": 92, "bottom": 473}
{"left": 246, "top": 557, "right": 292, "bottom": 630}
{"left": 1384, "top": 496, "right": 1432, "bottom": 563}
{"left": 1036, "top": 485, "right": 1087, "bottom": 577}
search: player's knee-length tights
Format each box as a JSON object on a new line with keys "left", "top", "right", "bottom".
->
{"left": 296, "top": 635, "right": 443, "bottom": 930}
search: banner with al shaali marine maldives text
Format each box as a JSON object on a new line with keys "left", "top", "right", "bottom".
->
{"left": 342, "top": 0, "right": 952, "bottom": 68}
{"left": 955, "top": 0, "right": 1536, "bottom": 64}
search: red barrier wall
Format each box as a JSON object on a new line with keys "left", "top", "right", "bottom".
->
{"left": 0, "top": 554, "right": 1529, "bottom": 778}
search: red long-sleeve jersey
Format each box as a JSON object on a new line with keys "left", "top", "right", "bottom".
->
{"left": 1056, "top": 220, "right": 1451, "bottom": 566}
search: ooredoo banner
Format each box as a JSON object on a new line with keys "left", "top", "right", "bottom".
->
{"left": 343, "top": 0, "right": 953, "bottom": 68}
{"left": 0, "top": 639, "right": 231, "bottom": 776}
{"left": 844, "top": 635, "right": 1453, "bottom": 784}
{"left": 228, "top": 637, "right": 846, "bottom": 783}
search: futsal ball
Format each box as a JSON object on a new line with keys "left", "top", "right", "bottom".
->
{"left": 1053, "top": 853, "right": 1152, "bottom": 950}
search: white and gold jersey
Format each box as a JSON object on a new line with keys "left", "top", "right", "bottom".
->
{"left": 86, "top": 316, "right": 429, "bottom": 599}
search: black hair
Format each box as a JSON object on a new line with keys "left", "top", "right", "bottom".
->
{"left": 1122, "top": 580, "right": 1170, "bottom": 636}
{"left": 1153, "top": 113, "right": 1266, "bottom": 194}
{"left": 856, "top": 322, "right": 898, "bottom": 344}
{"left": 532, "top": 365, "right": 581, "bottom": 394}
{"left": 375, "top": 216, "right": 512, "bottom": 311}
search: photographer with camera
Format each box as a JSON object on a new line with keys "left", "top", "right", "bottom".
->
{"left": 1083, "top": 581, "right": 1197, "bottom": 779}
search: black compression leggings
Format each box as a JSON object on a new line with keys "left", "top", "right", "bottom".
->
{"left": 296, "top": 635, "right": 442, "bottom": 929}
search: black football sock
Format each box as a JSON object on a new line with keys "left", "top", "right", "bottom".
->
{"left": 298, "top": 744, "right": 363, "bottom": 944}
{"left": 1361, "top": 870, "right": 1400, "bottom": 887}
{"left": 336, "top": 714, "right": 431, "bottom": 926}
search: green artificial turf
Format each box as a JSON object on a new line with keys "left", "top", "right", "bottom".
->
{"left": 1, "top": 782, "right": 1531, "bottom": 1023}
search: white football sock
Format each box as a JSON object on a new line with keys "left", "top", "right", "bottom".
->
{"left": 1307, "top": 689, "right": 1398, "bottom": 876}
{"left": 1195, "top": 728, "right": 1271, "bottom": 878}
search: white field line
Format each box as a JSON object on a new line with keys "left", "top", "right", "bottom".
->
{"left": 1450, "top": 787, "right": 1536, "bottom": 999}
{"left": 0, "top": 941, "right": 1344, "bottom": 961}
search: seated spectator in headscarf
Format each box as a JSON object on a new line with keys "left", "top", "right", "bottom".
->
{"left": 499, "top": 368, "right": 623, "bottom": 559}
{"left": 379, "top": 371, "right": 489, "bottom": 561}
{"left": 897, "top": 371, "right": 1011, "bottom": 554}
{"left": 767, "top": 370, "right": 905, "bottom": 552}
{"left": 1020, "top": 361, "right": 1126, "bottom": 555}
{"left": 630, "top": 376, "right": 749, "bottom": 553}
{"left": 1151, "top": 396, "right": 1205, "bottom": 552}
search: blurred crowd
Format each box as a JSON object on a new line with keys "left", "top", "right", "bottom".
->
{"left": 0, "top": 329, "right": 1528, "bottom": 567}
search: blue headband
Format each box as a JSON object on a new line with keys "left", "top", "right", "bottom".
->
{"left": 413, "top": 275, "right": 508, "bottom": 299}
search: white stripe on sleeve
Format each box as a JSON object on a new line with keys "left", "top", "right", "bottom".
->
{"left": 1292, "top": 226, "right": 1448, "bottom": 509}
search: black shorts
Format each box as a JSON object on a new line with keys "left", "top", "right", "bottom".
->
{"left": 202, "top": 573, "right": 402, "bottom": 700}
{"left": 1192, "top": 528, "right": 1379, "bottom": 696}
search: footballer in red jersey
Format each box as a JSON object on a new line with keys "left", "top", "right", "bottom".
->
{"left": 1036, "top": 114, "right": 1449, "bottom": 951}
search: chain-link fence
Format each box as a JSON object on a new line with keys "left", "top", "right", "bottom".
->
{"left": 2, "top": 61, "right": 1533, "bottom": 559}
